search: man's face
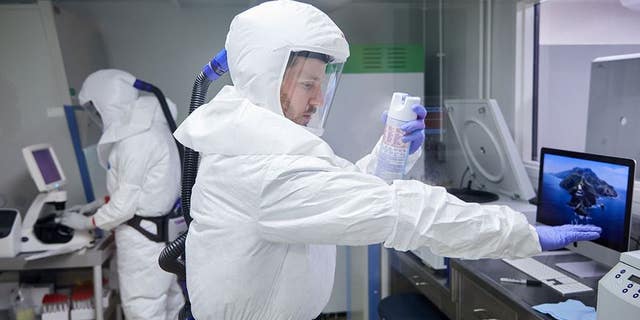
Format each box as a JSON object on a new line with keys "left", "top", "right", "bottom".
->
{"left": 280, "top": 57, "right": 327, "bottom": 126}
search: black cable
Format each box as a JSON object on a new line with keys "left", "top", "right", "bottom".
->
{"left": 459, "top": 166, "right": 470, "bottom": 188}
{"left": 133, "top": 80, "right": 184, "bottom": 167}
{"left": 631, "top": 236, "right": 640, "bottom": 250}
{"left": 158, "top": 71, "right": 212, "bottom": 320}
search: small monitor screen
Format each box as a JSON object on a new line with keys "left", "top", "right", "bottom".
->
{"left": 537, "top": 148, "right": 634, "bottom": 252}
{"left": 0, "top": 211, "right": 17, "bottom": 237}
{"left": 32, "top": 149, "right": 61, "bottom": 184}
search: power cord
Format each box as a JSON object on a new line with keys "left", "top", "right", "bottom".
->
{"left": 631, "top": 236, "right": 640, "bottom": 250}
{"left": 459, "top": 166, "right": 470, "bottom": 188}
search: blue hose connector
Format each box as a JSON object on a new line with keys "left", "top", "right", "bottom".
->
{"left": 202, "top": 49, "right": 228, "bottom": 81}
{"left": 133, "top": 79, "right": 154, "bottom": 92}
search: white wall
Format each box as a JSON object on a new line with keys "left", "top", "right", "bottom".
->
{"left": 537, "top": 0, "right": 640, "bottom": 153}
{"left": 330, "top": 1, "right": 425, "bottom": 45}
{"left": 491, "top": 0, "right": 518, "bottom": 135}
{"left": 441, "top": 0, "right": 482, "bottom": 101}
{"left": 55, "top": 1, "right": 248, "bottom": 122}
{"left": 537, "top": 44, "right": 640, "bottom": 153}
{"left": 439, "top": 0, "right": 524, "bottom": 186}
{"left": 54, "top": 5, "right": 109, "bottom": 100}
{"left": 0, "top": 2, "right": 83, "bottom": 212}
{"left": 56, "top": 0, "right": 428, "bottom": 123}
{"left": 540, "top": 0, "right": 640, "bottom": 45}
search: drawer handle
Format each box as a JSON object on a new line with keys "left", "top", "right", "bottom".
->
{"left": 473, "top": 308, "right": 500, "bottom": 320}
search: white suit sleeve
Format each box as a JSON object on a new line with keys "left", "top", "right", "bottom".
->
{"left": 354, "top": 137, "right": 422, "bottom": 175}
{"left": 92, "top": 141, "right": 147, "bottom": 230}
{"left": 386, "top": 180, "right": 541, "bottom": 259}
{"left": 258, "top": 156, "right": 540, "bottom": 259}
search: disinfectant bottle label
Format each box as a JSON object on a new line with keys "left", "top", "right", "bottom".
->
{"left": 376, "top": 118, "right": 410, "bottom": 182}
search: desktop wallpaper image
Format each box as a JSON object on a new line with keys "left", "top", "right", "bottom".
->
{"left": 538, "top": 154, "right": 629, "bottom": 251}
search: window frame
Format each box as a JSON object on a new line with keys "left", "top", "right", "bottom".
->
{"left": 513, "top": 0, "right": 640, "bottom": 206}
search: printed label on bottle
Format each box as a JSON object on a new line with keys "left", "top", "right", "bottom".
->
{"left": 376, "top": 118, "right": 410, "bottom": 181}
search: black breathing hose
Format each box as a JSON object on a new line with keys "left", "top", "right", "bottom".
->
{"left": 157, "top": 49, "right": 227, "bottom": 320}
{"left": 133, "top": 80, "right": 184, "bottom": 165}
{"left": 157, "top": 72, "right": 213, "bottom": 320}
{"left": 181, "top": 72, "right": 212, "bottom": 225}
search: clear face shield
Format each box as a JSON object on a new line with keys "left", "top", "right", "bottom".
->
{"left": 279, "top": 50, "right": 344, "bottom": 136}
{"left": 80, "top": 101, "right": 103, "bottom": 130}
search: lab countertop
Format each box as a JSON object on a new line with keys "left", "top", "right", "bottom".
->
{"left": 452, "top": 252, "right": 599, "bottom": 313}
{"left": 0, "top": 235, "right": 114, "bottom": 270}
{"left": 391, "top": 250, "right": 601, "bottom": 320}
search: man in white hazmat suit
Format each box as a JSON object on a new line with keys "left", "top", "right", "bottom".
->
{"left": 59, "top": 69, "right": 184, "bottom": 320}
{"left": 173, "top": 1, "right": 601, "bottom": 319}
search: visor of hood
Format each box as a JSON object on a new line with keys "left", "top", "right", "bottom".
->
{"left": 78, "top": 69, "right": 139, "bottom": 128}
{"left": 225, "top": 0, "right": 349, "bottom": 121}
{"left": 279, "top": 50, "right": 344, "bottom": 136}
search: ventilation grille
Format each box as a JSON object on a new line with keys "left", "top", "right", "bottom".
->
{"left": 344, "top": 44, "right": 424, "bottom": 73}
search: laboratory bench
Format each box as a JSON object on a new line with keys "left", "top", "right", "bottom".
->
{"left": 0, "top": 235, "right": 116, "bottom": 320}
{"left": 389, "top": 250, "right": 600, "bottom": 320}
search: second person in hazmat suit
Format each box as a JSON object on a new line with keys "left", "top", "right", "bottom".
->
{"left": 60, "top": 69, "right": 184, "bottom": 320}
{"left": 174, "top": 1, "right": 601, "bottom": 319}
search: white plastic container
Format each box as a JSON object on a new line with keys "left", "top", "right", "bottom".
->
{"left": 375, "top": 92, "right": 421, "bottom": 182}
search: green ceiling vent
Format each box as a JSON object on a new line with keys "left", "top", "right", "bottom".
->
{"left": 343, "top": 44, "right": 424, "bottom": 74}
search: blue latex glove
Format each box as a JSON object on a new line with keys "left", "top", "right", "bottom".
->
{"left": 535, "top": 224, "right": 601, "bottom": 251}
{"left": 382, "top": 104, "right": 427, "bottom": 154}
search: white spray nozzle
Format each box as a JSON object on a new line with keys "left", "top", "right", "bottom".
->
{"left": 389, "top": 92, "right": 408, "bottom": 109}
{"left": 388, "top": 93, "right": 421, "bottom": 122}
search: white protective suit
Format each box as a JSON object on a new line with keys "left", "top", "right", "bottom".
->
{"left": 173, "top": 1, "right": 541, "bottom": 319}
{"left": 78, "top": 69, "right": 184, "bottom": 320}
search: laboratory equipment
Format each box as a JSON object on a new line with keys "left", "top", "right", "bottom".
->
{"left": 536, "top": 148, "right": 635, "bottom": 274}
{"left": 586, "top": 53, "right": 640, "bottom": 179}
{"left": 10, "top": 287, "right": 36, "bottom": 320}
{"left": 41, "top": 294, "right": 70, "bottom": 320}
{"left": 0, "top": 208, "right": 21, "bottom": 257}
{"left": 70, "top": 286, "right": 95, "bottom": 320}
{"left": 597, "top": 250, "right": 640, "bottom": 320}
{"left": 444, "top": 99, "right": 536, "bottom": 204}
{"left": 415, "top": 99, "right": 537, "bottom": 270}
{"left": 502, "top": 257, "right": 592, "bottom": 295}
{"left": 21, "top": 144, "right": 93, "bottom": 253}
{"left": 375, "top": 92, "right": 421, "bottom": 182}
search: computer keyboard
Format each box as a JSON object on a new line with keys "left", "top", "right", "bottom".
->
{"left": 502, "top": 257, "right": 593, "bottom": 295}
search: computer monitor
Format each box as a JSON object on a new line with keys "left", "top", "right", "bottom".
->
{"left": 22, "top": 144, "right": 66, "bottom": 192}
{"left": 586, "top": 53, "right": 640, "bottom": 179}
{"left": 537, "top": 147, "right": 635, "bottom": 270}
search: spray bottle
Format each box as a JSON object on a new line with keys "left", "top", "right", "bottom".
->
{"left": 375, "top": 92, "right": 421, "bottom": 183}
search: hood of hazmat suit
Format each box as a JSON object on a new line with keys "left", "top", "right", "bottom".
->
{"left": 78, "top": 69, "right": 184, "bottom": 319}
{"left": 174, "top": 1, "right": 541, "bottom": 319}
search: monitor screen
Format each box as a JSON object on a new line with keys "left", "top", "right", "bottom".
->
{"left": 537, "top": 148, "right": 634, "bottom": 252}
{"left": 32, "top": 148, "right": 62, "bottom": 185}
